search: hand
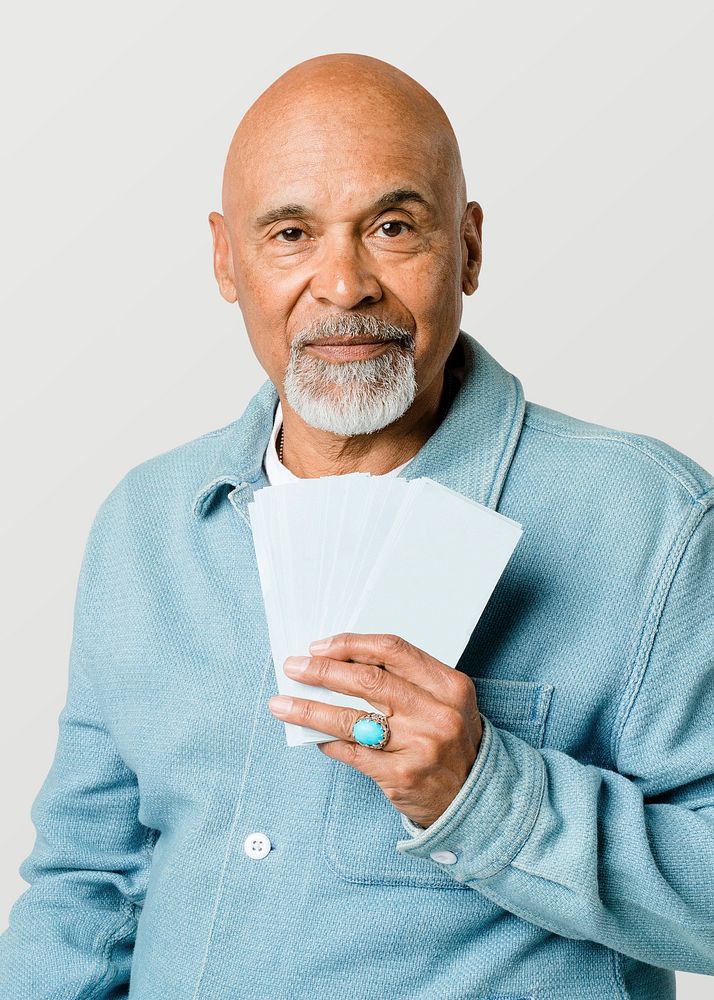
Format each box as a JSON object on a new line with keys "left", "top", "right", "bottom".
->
{"left": 268, "top": 632, "right": 483, "bottom": 829}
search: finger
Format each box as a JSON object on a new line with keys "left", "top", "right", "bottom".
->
{"left": 268, "top": 694, "right": 403, "bottom": 758}
{"left": 283, "top": 654, "right": 427, "bottom": 718}
{"left": 316, "top": 734, "right": 391, "bottom": 777}
{"left": 308, "top": 632, "right": 464, "bottom": 706}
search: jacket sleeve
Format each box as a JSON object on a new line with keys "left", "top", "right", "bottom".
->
{"left": 0, "top": 493, "right": 157, "bottom": 998}
{"left": 396, "top": 499, "right": 714, "bottom": 974}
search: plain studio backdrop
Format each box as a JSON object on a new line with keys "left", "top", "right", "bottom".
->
{"left": 1, "top": 1, "right": 712, "bottom": 995}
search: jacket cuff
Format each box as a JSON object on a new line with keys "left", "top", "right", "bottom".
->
{"left": 395, "top": 715, "right": 546, "bottom": 881}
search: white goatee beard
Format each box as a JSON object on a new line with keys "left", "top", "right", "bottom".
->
{"left": 283, "top": 314, "right": 417, "bottom": 436}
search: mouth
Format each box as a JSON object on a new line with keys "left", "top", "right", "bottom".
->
{"left": 303, "top": 337, "right": 398, "bottom": 362}
{"left": 304, "top": 336, "right": 395, "bottom": 347}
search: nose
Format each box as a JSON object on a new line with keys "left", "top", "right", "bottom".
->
{"left": 308, "top": 234, "right": 383, "bottom": 309}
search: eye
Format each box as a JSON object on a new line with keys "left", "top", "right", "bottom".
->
{"left": 378, "top": 219, "right": 413, "bottom": 238}
{"left": 274, "top": 227, "right": 306, "bottom": 242}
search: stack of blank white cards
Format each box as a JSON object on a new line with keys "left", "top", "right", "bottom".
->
{"left": 248, "top": 474, "right": 523, "bottom": 747}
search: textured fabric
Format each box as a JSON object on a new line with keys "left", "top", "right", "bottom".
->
{"left": 1, "top": 329, "right": 713, "bottom": 1000}
{"left": 262, "top": 398, "right": 413, "bottom": 485}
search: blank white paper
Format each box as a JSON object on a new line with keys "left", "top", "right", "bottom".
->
{"left": 248, "top": 474, "right": 523, "bottom": 747}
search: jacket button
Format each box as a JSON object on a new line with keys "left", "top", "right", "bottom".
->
{"left": 244, "top": 832, "right": 272, "bottom": 859}
{"left": 430, "top": 849, "right": 458, "bottom": 864}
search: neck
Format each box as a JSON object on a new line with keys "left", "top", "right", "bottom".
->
{"left": 278, "top": 365, "right": 453, "bottom": 478}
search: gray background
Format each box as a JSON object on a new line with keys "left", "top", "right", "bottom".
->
{"left": 1, "top": 1, "right": 712, "bottom": 994}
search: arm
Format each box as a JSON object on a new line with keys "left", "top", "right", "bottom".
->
{"left": 0, "top": 494, "right": 157, "bottom": 998}
{"left": 396, "top": 500, "right": 714, "bottom": 974}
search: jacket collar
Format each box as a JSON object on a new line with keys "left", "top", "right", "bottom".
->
{"left": 191, "top": 329, "right": 525, "bottom": 518}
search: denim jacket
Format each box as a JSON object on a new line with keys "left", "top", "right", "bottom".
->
{"left": 1, "top": 330, "right": 713, "bottom": 1000}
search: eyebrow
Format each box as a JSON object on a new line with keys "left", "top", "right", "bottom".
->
{"left": 253, "top": 188, "right": 432, "bottom": 230}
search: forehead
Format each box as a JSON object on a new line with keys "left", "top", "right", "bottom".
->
{"left": 231, "top": 109, "right": 450, "bottom": 222}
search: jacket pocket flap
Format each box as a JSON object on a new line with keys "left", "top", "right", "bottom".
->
{"left": 468, "top": 675, "right": 554, "bottom": 748}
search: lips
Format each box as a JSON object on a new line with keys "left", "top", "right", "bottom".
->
{"left": 304, "top": 336, "right": 394, "bottom": 347}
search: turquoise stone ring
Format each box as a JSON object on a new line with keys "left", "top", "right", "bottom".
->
{"left": 352, "top": 712, "right": 391, "bottom": 750}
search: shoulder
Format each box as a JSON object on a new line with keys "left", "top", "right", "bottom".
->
{"left": 91, "top": 417, "right": 245, "bottom": 533}
{"left": 522, "top": 400, "right": 714, "bottom": 511}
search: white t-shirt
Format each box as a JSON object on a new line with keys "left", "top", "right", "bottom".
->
{"left": 263, "top": 401, "right": 413, "bottom": 485}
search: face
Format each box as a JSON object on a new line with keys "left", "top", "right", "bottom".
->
{"left": 209, "top": 100, "right": 482, "bottom": 434}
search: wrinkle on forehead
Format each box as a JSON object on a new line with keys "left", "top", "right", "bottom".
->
{"left": 221, "top": 53, "right": 467, "bottom": 226}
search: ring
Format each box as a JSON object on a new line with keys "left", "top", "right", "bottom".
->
{"left": 352, "top": 712, "right": 391, "bottom": 750}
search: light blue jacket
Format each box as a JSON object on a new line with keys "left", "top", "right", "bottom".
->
{"left": 1, "top": 330, "right": 713, "bottom": 1000}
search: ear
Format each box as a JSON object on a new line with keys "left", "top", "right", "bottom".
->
{"left": 461, "top": 201, "right": 483, "bottom": 296}
{"left": 208, "top": 211, "right": 238, "bottom": 303}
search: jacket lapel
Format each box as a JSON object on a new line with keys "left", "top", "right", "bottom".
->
{"left": 399, "top": 331, "right": 525, "bottom": 509}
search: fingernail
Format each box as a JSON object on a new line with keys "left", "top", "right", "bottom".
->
{"left": 309, "top": 637, "right": 333, "bottom": 653}
{"left": 284, "top": 656, "right": 310, "bottom": 675}
{"left": 269, "top": 696, "right": 292, "bottom": 714}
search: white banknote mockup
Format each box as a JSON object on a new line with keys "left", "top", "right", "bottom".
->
{"left": 247, "top": 474, "right": 523, "bottom": 747}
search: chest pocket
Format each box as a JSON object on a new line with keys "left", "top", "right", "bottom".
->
{"left": 321, "top": 675, "right": 554, "bottom": 889}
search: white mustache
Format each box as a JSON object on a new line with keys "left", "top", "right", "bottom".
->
{"left": 292, "top": 315, "right": 414, "bottom": 353}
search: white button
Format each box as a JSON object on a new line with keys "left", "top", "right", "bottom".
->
{"left": 244, "top": 832, "right": 272, "bottom": 860}
{"left": 430, "top": 849, "right": 458, "bottom": 865}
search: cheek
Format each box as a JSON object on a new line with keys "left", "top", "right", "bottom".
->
{"left": 232, "top": 257, "right": 295, "bottom": 339}
{"left": 235, "top": 256, "right": 308, "bottom": 331}
{"left": 229, "top": 287, "right": 291, "bottom": 381}
{"left": 234, "top": 257, "right": 280, "bottom": 316}
{"left": 401, "top": 251, "right": 462, "bottom": 325}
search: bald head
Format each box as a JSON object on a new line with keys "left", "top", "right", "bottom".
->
{"left": 221, "top": 53, "right": 467, "bottom": 224}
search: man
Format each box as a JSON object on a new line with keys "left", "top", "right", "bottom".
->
{"left": 1, "top": 52, "right": 713, "bottom": 1000}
